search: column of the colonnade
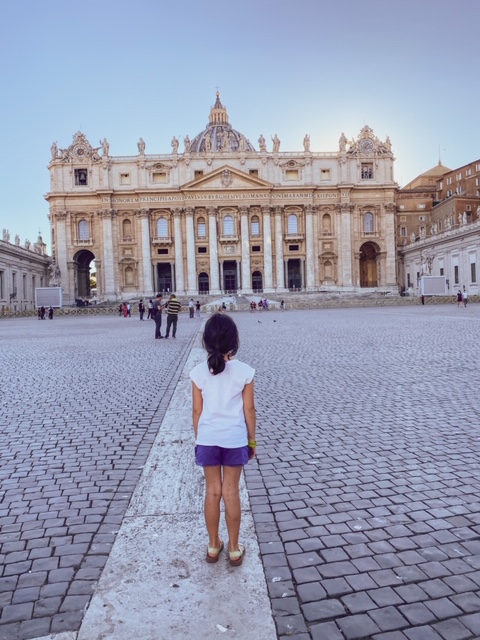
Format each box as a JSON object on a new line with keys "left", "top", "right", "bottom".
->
{"left": 274, "top": 207, "right": 286, "bottom": 291}
{"left": 240, "top": 206, "right": 252, "bottom": 294}
{"left": 173, "top": 208, "right": 185, "bottom": 294}
{"left": 384, "top": 203, "right": 398, "bottom": 288}
{"left": 100, "top": 209, "right": 117, "bottom": 299}
{"left": 138, "top": 209, "right": 153, "bottom": 296}
{"left": 262, "top": 206, "right": 274, "bottom": 292}
{"left": 208, "top": 207, "right": 220, "bottom": 294}
{"left": 338, "top": 204, "right": 354, "bottom": 288}
{"left": 185, "top": 207, "right": 197, "bottom": 295}
{"left": 305, "top": 205, "right": 315, "bottom": 289}
{"left": 53, "top": 211, "right": 72, "bottom": 303}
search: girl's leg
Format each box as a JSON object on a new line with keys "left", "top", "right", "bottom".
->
{"left": 222, "top": 466, "right": 243, "bottom": 552}
{"left": 203, "top": 466, "right": 222, "bottom": 549}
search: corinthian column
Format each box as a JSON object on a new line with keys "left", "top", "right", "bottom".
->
{"left": 185, "top": 207, "right": 197, "bottom": 294}
{"left": 54, "top": 211, "right": 71, "bottom": 303}
{"left": 100, "top": 209, "right": 117, "bottom": 298}
{"left": 337, "top": 204, "right": 353, "bottom": 288}
{"left": 384, "top": 203, "right": 397, "bottom": 288}
{"left": 138, "top": 209, "right": 153, "bottom": 295}
{"left": 239, "top": 206, "right": 252, "bottom": 294}
{"left": 173, "top": 208, "right": 185, "bottom": 294}
{"left": 262, "top": 206, "right": 274, "bottom": 292}
{"left": 208, "top": 207, "right": 220, "bottom": 294}
{"left": 274, "top": 207, "right": 286, "bottom": 291}
{"left": 305, "top": 205, "right": 315, "bottom": 289}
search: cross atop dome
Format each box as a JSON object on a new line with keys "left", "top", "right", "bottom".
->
{"left": 209, "top": 91, "right": 230, "bottom": 127}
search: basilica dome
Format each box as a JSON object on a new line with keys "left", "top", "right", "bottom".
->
{"left": 190, "top": 93, "right": 255, "bottom": 153}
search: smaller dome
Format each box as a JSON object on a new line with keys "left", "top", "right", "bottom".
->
{"left": 190, "top": 93, "right": 255, "bottom": 154}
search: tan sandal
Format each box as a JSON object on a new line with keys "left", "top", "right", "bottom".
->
{"left": 229, "top": 543, "right": 245, "bottom": 567}
{"left": 206, "top": 540, "right": 224, "bottom": 563}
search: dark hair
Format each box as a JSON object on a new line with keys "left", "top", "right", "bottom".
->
{"left": 202, "top": 313, "right": 239, "bottom": 375}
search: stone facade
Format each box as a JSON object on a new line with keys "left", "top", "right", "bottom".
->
{"left": 46, "top": 94, "right": 398, "bottom": 305}
{"left": 397, "top": 160, "right": 480, "bottom": 295}
{"left": 0, "top": 231, "right": 50, "bottom": 313}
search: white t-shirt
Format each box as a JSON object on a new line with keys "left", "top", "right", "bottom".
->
{"left": 190, "top": 358, "right": 255, "bottom": 448}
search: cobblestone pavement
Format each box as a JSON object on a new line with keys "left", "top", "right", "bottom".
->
{"left": 1, "top": 304, "right": 480, "bottom": 640}
{"left": 239, "top": 304, "right": 480, "bottom": 640}
{"left": 0, "top": 313, "right": 202, "bottom": 640}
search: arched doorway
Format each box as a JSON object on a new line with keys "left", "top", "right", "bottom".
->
{"left": 359, "top": 242, "right": 379, "bottom": 287}
{"left": 74, "top": 249, "right": 95, "bottom": 299}
{"left": 252, "top": 271, "right": 263, "bottom": 292}
{"left": 198, "top": 272, "right": 209, "bottom": 293}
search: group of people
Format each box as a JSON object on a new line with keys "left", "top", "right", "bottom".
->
{"left": 151, "top": 293, "right": 182, "bottom": 339}
{"left": 249, "top": 298, "right": 269, "bottom": 312}
{"left": 119, "top": 302, "right": 131, "bottom": 317}
{"left": 188, "top": 299, "right": 202, "bottom": 318}
{"left": 37, "top": 306, "right": 54, "bottom": 320}
{"left": 457, "top": 289, "right": 469, "bottom": 307}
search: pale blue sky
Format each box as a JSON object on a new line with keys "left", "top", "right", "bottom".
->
{"left": 1, "top": 0, "right": 478, "bottom": 251}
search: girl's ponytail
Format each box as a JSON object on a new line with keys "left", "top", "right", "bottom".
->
{"left": 202, "top": 313, "right": 239, "bottom": 376}
{"left": 207, "top": 350, "right": 226, "bottom": 375}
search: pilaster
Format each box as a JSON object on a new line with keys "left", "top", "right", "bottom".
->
{"left": 185, "top": 207, "right": 197, "bottom": 294}
{"left": 240, "top": 206, "right": 252, "bottom": 294}
{"left": 274, "top": 206, "right": 287, "bottom": 292}
{"left": 262, "top": 206, "right": 274, "bottom": 292}
{"left": 207, "top": 207, "right": 220, "bottom": 294}
{"left": 173, "top": 208, "right": 185, "bottom": 294}
{"left": 138, "top": 209, "right": 153, "bottom": 295}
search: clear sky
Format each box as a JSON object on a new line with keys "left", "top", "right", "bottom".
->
{"left": 1, "top": 0, "right": 479, "bottom": 252}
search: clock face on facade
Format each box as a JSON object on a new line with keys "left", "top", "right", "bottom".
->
{"left": 75, "top": 146, "right": 86, "bottom": 157}
{"left": 359, "top": 138, "right": 374, "bottom": 153}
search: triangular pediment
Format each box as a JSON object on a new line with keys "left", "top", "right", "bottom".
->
{"left": 181, "top": 165, "right": 272, "bottom": 190}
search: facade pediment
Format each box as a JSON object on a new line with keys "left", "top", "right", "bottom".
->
{"left": 181, "top": 166, "right": 272, "bottom": 191}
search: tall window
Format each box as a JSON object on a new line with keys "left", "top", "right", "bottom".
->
{"left": 0, "top": 270, "right": 4, "bottom": 299}
{"left": 122, "top": 219, "right": 132, "bottom": 239}
{"left": 287, "top": 214, "right": 298, "bottom": 234}
{"left": 197, "top": 217, "right": 206, "bottom": 238}
{"left": 125, "top": 266, "right": 134, "bottom": 285}
{"left": 361, "top": 163, "right": 373, "bottom": 179}
{"left": 78, "top": 219, "right": 89, "bottom": 241}
{"left": 251, "top": 216, "right": 260, "bottom": 236}
{"left": 223, "top": 215, "right": 234, "bottom": 235}
{"left": 322, "top": 213, "right": 332, "bottom": 234}
{"left": 157, "top": 217, "right": 168, "bottom": 238}
{"left": 471, "top": 262, "right": 477, "bottom": 283}
{"left": 74, "top": 169, "right": 88, "bottom": 186}
{"left": 363, "top": 212, "right": 374, "bottom": 233}
{"left": 23, "top": 274, "right": 27, "bottom": 299}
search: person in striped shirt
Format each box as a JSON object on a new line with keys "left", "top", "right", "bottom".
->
{"left": 165, "top": 294, "right": 182, "bottom": 338}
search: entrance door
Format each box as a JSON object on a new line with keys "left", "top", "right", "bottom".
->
{"left": 223, "top": 261, "right": 237, "bottom": 292}
{"left": 198, "top": 272, "right": 209, "bottom": 293}
{"left": 287, "top": 259, "right": 302, "bottom": 290}
{"left": 252, "top": 271, "right": 263, "bottom": 292}
{"left": 157, "top": 263, "right": 172, "bottom": 292}
{"left": 74, "top": 249, "right": 95, "bottom": 299}
{"left": 359, "top": 243, "right": 378, "bottom": 287}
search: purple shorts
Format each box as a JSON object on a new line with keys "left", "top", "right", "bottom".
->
{"left": 195, "top": 445, "right": 249, "bottom": 467}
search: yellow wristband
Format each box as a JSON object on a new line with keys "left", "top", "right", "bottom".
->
{"left": 248, "top": 440, "right": 257, "bottom": 447}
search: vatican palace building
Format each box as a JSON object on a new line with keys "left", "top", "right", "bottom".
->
{"left": 46, "top": 93, "right": 398, "bottom": 305}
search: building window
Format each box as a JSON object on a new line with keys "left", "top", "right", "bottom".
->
{"left": 249, "top": 169, "right": 258, "bottom": 176}
{"left": 320, "top": 169, "right": 331, "bottom": 180}
{"left": 153, "top": 172, "right": 167, "bottom": 183}
{"left": 286, "top": 169, "right": 299, "bottom": 180}
{"left": 322, "top": 213, "right": 332, "bottom": 234}
{"left": 363, "top": 212, "right": 374, "bottom": 233}
{"left": 194, "top": 170, "right": 204, "bottom": 179}
{"left": 157, "top": 248, "right": 168, "bottom": 255}
{"left": 12, "top": 272, "right": 17, "bottom": 297}
{"left": 447, "top": 177, "right": 452, "bottom": 185}
{"left": 122, "top": 219, "right": 132, "bottom": 240}
{"left": 120, "top": 173, "right": 131, "bottom": 185}
{"left": 251, "top": 216, "right": 260, "bottom": 236}
{"left": 440, "top": 268, "right": 444, "bottom": 276}
{"left": 400, "top": 226, "right": 407, "bottom": 237}
{"left": 407, "top": 273, "right": 411, "bottom": 287}
{"left": 454, "top": 265, "right": 459, "bottom": 284}
{"left": 197, "top": 217, "right": 206, "bottom": 238}
{"left": 32, "top": 276, "right": 35, "bottom": 295}
{"left": 289, "top": 244, "right": 299, "bottom": 251}
{"left": 74, "top": 169, "right": 88, "bottom": 186}
{"left": 471, "top": 262, "right": 477, "bottom": 283}
{"left": 287, "top": 214, "right": 298, "bottom": 234}
{"left": 157, "top": 217, "right": 168, "bottom": 238}
{"left": 23, "top": 274, "right": 27, "bottom": 299}
{"left": 252, "top": 245, "right": 261, "bottom": 252}
{"left": 361, "top": 163, "right": 373, "bottom": 179}
{"left": 198, "top": 246, "right": 207, "bottom": 254}
{"left": 223, "top": 215, "right": 234, "bottom": 235}
{"left": 0, "top": 270, "right": 4, "bottom": 299}
{"left": 78, "top": 219, "right": 90, "bottom": 241}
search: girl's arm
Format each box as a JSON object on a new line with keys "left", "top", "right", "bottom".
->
{"left": 192, "top": 382, "right": 203, "bottom": 439}
{"left": 242, "top": 380, "right": 256, "bottom": 445}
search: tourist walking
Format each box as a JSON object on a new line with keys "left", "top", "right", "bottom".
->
{"left": 48, "top": 306, "right": 54, "bottom": 319}
{"left": 147, "top": 299, "right": 153, "bottom": 319}
{"left": 189, "top": 298, "right": 195, "bottom": 318}
{"left": 138, "top": 299, "right": 145, "bottom": 320}
{"left": 457, "top": 290, "right": 463, "bottom": 308}
{"left": 127, "top": 303, "right": 131, "bottom": 317}
{"left": 152, "top": 293, "right": 164, "bottom": 339}
{"left": 463, "top": 289, "right": 469, "bottom": 307}
{"left": 195, "top": 300, "right": 201, "bottom": 318}
{"left": 190, "top": 313, "right": 256, "bottom": 566}
{"left": 164, "top": 294, "right": 181, "bottom": 338}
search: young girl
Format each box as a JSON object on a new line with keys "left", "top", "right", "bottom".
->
{"left": 190, "top": 314, "right": 256, "bottom": 566}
